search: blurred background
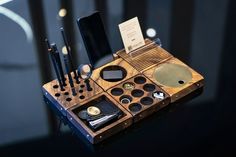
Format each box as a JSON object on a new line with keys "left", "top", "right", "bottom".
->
{"left": 0, "top": 0, "right": 235, "bottom": 156}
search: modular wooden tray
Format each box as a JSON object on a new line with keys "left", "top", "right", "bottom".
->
{"left": 116, "top": 39, "right": 173, "bottom": 72}
{"left": 107, "top": 74, "right": 170, "bottom": 122}
{"left": 143, "top": 57, "right": 204, "bottom": 102}
{"left": 90, "top": 58, "right": 139, "bottom": 91}
{"left": 42, "top": 73, "right": 103, "bottom": 116}
{"left": 66, "top": 92, "right": 132, "bottom": 144}
{"left": 42, "top": 38, "right": 204, "bottom": 144}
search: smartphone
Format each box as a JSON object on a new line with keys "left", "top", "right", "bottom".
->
{"left": 77, "top": 12, "right": 112, "bottom": 67}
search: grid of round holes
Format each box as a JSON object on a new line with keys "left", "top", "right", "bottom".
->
{"left": 110, "top": 75, "right": 164, "bottom": 113}
{"left": 52, "top": 82, "right": 88, "bottom": 102}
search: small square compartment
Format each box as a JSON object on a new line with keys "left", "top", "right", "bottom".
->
{"left": 67, "top": 93, "right": 132, "bottom": 144}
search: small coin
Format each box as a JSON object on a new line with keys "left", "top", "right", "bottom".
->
{"left": 78, "top": 110, "right": 88, "bottom": 120}
{"left": 87, "top": 106, "right": 101, "bottom": 116}
{"left": 123, "top": 82, "right": 135, "bottom": 90}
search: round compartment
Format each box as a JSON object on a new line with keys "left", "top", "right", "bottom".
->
{"left": 143, "top": 83, "right": 156, "bottom": 92}
{"left": 123, "top": 82, "right": 135, "bottom": 90}
{"left": 128, "top": 103, "right": 142, "bottom": 112}
{"left": 53, "top": 85, "right": 59, "bottom": 89}
{"left": 79, "top": 95, "right": 85, "bottom": 99}
{"left": 134, "top": 76, "right": 146, "bottom": 84}
{"left": 131, "top": 89, "right": 144, "bottom": 97}
{"left": 64, "top": 92, "right": 69, "bottom": 95}
{"left": 55, "top": 93, "right": 60, "bottom": 97}
{"left": 80, "top": 84, "right": 85, "bottom": 88}
{"left": 111, "top": 88, "right": 124, "bottom": 96}
{"left": 119, "top": 95, "right": 133, "bottom": 104}
{"left": 152, "top": 91, "right": 165, "bottom": 100}
{"left": 100, "top": 65, "right": 127, "bottom": 82}
{"left": 66, "top": 97, "right": 72, "bottom": 102}
{"left": 140, "top": 97, "right": 153, "bottom": 105}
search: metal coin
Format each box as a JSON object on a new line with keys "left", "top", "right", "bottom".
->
{"left": 87, "top": 106, "right": 101, "bottom": 116}
{"left": 78, "top": 110, "right": 88, "bottom": 120}
{"left": 123, "top": 82, "right": 135, "bottom": 90}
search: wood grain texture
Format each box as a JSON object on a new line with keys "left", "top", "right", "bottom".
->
{"left": 90, "top": 58, "right": 139, "bottom": 91}
{"left": 67, "top": 92, "right": 133, "bottom": 144}
{"left": 42, "top": 72, "right": 103, "bottom": 112}
{"left": 116, "top": 39, "right": 173, "bottom": 72}
{"left": 107, "top": 74, "right": 171, "bottom": 122}
{"left": 143, "top": 57, "right": 204, "bottom": 102}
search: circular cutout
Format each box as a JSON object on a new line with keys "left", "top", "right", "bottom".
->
{"left": 79, "top": 90, "right": 83, "bottom": 93}
{"left": 131, "top": 89, "right": 144, "bottom": 97}
{"left": 53, "top": 85, "right": 59, "bottom": 89}
{"left": 80, "top": 85, "right": 85, "bottom": 88}
{"left": 64, "top": 92, "right": 69, "bottom": 95}
{"left": 140, "top": 97, "right": 153, "bottom": 105}
{"left": 143, "top": 83, "right": 156, "bottom": 92}
{"left": 129, "top": 103, "right": 142, "bottom": 112}
{"left": 79, "top": 95, "right": 85, "bottom": 99}
{"left": 100, "top": 65, "right": 127, "bottom": 82}
{"left": 123, "top": 82, "right": 135, "bottom": 90}
{"left": 152, "top": 91, "right": 165, "bottom": 100}
{"left": 134, "top": 76, "right": 146, "bottom": 84}
{"left": 154, "top": 63, "right": 192, "bottom": 87}
{"left": 111, "top": 88, "right": 124, "bottom": 96}
{"left": 55, "top": 93, "right": 60, "bottom": 97}
{"left": 66, "top": 97, "right": 72, "bottom": 102}
{"left": 119, "top": 95, "right": 133, "bottom": 104}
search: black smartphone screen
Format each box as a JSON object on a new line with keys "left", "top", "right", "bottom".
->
{"left": 77, "top": 12, "right": 112, "bottom": 66}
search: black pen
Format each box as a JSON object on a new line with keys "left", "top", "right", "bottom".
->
{"left": 51, "top": 43, "right": 66, "bottom": 86}
{"left": 62, "top": 49, "right": 77, "bottom": 96}
{"left": 60, "top": 27, "right": 80, "bottom": 84}
{"left": 45, "top": 39, "right": 64, "bottom": 91}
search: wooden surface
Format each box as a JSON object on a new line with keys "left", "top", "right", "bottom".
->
{"left": 143, "top": 57, "right": 204, "bottom": 102}
{"left": 90, "top": 58, "right": 139, "bottom": 91}
{"left": 42, "top": 38, "right": 204, "bottom": 144}
{"left": 67, "top": 92, "right": 133, "bottom": 144}
{"left": 107, "top": 74, "right": 170, "bottom": 122}
{"left": 116, "top": 39, "right": 173, "bottom": 72}
{"left": 42, "top": 72, "right": 103, "bottom": 111}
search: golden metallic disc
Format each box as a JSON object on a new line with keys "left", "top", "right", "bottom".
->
{"left": 154, "top": 63, "right": 192, "bottom": 87}
{"left": 123, "top": 82, "right": 135, "bottom": 90}
{"left": 87, "top": 106, "right": 101, "bottom": 116}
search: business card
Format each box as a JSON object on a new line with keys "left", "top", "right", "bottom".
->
{"left": 118, "top": 17, "right": 145, "bottom": 53}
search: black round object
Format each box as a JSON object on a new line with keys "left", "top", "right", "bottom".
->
{"left": 140, "top": 97, "right": 153, "bottom": 105}
{"left": 111, "top": 88, "right": 124, "bottom": 96}
{"left": 66, "top": 97, "right": 72, "bottom": 102}
{"left": 80, "top": 95, "right": 85, "bottom": 99}
{"left": 64, "top": 92, "right": 69, "bottom": 95}
{"left": 143, "top": 83, "right": 156, "bottom": 92}
{"left": 119, "top": 95, "right": 132, "bottom": 104}
{"left": 134, "top": 76, "right": 146, "bottom": 84}
{"left": 53, "top": 85, "right": 59, "bottom": 89}
{"left": 129, "top": 103, "right": 142, "bottom": 112}
{"left": 78, "top": 110, "right": 88, "bottom": 120}
{"left": 131, "top": 89, "right": 144, "bottom": 97}
{"left": 55, "top": 93, "right": 60, "bottom": 97}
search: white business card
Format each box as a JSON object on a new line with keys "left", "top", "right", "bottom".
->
{"left": 118, "top": 17, "right": 145, "bottom": 53}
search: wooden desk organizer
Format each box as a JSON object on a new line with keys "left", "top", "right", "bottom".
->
{"left": 42, "top": 38, "right": 204, "bottom": 144}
